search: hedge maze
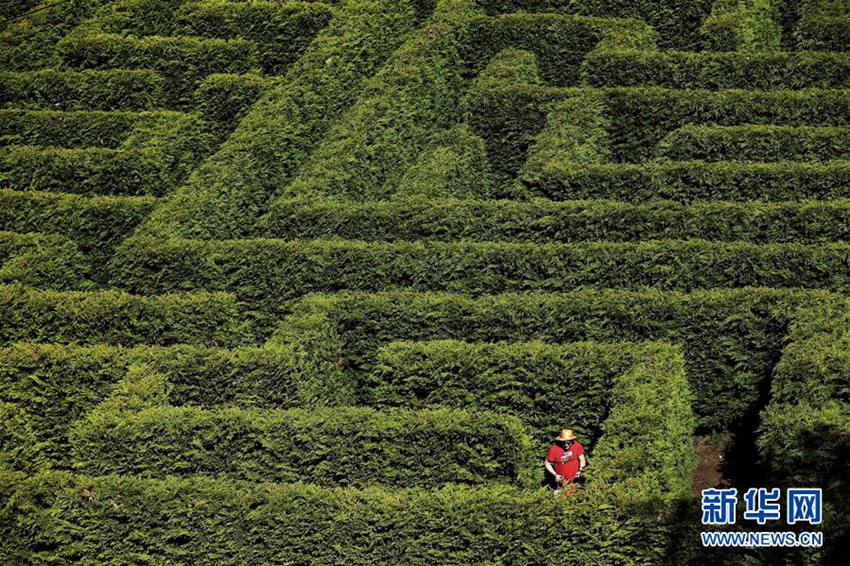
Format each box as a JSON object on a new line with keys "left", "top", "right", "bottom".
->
{"left": 1, "top": 0, "right": 849, "bottom": 563}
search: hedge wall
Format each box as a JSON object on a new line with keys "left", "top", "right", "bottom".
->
{"left": 656, "top": 124, "right": 850, "bottom": 162}
{"left": 109, "top": 238, "right": 850, "bottom": 304}
{"left": 0, "top": 109, "right": 147, "bottom": 148}
{"left": 581, "top": 49, "right": 850, "bottom": 90}
{"left": 136, "top": 0, "right": 429, "bottom": 240}
{"left": 71, "top": 403, "right": 533, "bottom": 486}
{"left": 467, "top": 82, "right": 850, "bottom": 169}
{"left": 520, "top": 160, "right": 850, "bottom": 202}
{"left": 271, "top": 288, "right": 841, "bottom": 431}
{"left": 193, "top": 73, "right": 268, "bottom": 133}
{"left": 371, "top": 339, "right": 665, "bottom": 443}
{"left": 0, "top": 69, "right": 165, "bottom": 110}
{"left": 0, "top": 231, "right": 90, "bottom": 289}
{"left": 0, "top": 189, "right": 156, "bottom": 269}
{"left": 277, "top": 0, "right": 475, "bottom": 201}
{"left": 0, "top": 343, "right": 313, "bottom": 470}
{"left": 0, "top": 284, "right": 246, "bottom": 346}
{"left": 0, "top": 341, "right": 694, "bottom": 563}
{"left": 173, "top": 0, "right": 335, "bottom": 74}
{"left": 261, "top": 197, "right": 850, "bottom": 244}
{"left": 796, "top": 0, "right": 850, "bottom": 50}
{"left": 699, "top": 0, "right": 782, "bottom": 51}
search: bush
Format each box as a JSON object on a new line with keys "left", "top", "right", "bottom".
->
{"left": 0, "top": 284, "right": 246, "bottom": 346}
{"left": 0, "top": 69, "right": 165, "bottom": 110}
{"left": 271, "top": 288, "right": 840, "bottom": 431}
{"left": 581, "top": 49, "right": 850, "bottom": 90}
{"left": 193, "top": 73, "right": 268, "bottom": 132}
{"left": 71, "top": 402, "right": 533, "bottom": 486}
{"left": 58, "top": 33, "right": 257, "bottom": 107}
{"left": 796, "top": 0, "right": 850, "bottom": 50}
{"left": 371, "top": 339, "right": 667, "bottom": 443}
{"left": 174, "top": 0, "right": 335, "bottom": 74}
{"left": 699, "top": 0, "right": 782, "bottom": 51}
{"left": 656, "top": 124, "right": 850, "bottom": 162}
{"left": 0, "top": 109, "right": 143, "bottom": 148}
{"left": 0, "top": 231, "right": 90, "bottom": 289}
{"left": 261, "top": 196, "right": 850, "bottom": 244}
{"left": 0, "top": 189, "right": 156, "bottom": 269}
{"left": 135, "top": 0, "right": 428, "bottom": 239}
{"left": 0, "top": 343, "right": 315, "bottom": 470}
{"left": 110, "top": 237, "right": 850, "bottom": 306}
{"left": 521, "top": 160, "right": 850, "bottom": 202}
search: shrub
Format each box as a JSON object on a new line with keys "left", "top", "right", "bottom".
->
{"left": 174, "top": 0, "right": 335, "bottom": 74}
{"left": 0, "top": 109, "right": 144, "bottom": 148}
{"left": 0, "top": 284, "right": 246, "bottom": 346}
{"left": 0, "top": 69, "right": 165, "bottom": 110}
{"left": 581, "top": 49, "right": 850, "bottom": 90}
{"left": 71, "top": 403, "right": 533, "bottom": 486}
{"left": 135, "top": 0, "right": 428, "bottom": 239}
{"left": 699, "top": 0, "right": 782, "bottom": 51}
{"left": 796, "top": 0, "right": 850, "bottom": 51}
{"left": 0, "top": 231, "right": 90, "bottom": 289}
{"left": 193, "top": 73, "right": 268, "bottom": 132}
{"left": 0, "top": 189, "right": 156, "bottom": 269}
{"left": 656, "top": 124, "right": 850, "bottom": 162}
{"left": 271, "top": 288, "right": 841, "bottom": 431}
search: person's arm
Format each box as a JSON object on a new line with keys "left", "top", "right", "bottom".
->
{"left": 579, "top": 453, "right": 587, "bottom": 471}
{"left": 544, "top": 459, "right": 563, "bottom": 482}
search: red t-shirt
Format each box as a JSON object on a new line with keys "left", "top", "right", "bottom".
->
{"left": 546, "top": 441, "right": 584, "bottom": 482}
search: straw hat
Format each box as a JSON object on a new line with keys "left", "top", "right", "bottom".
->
{"left": 555, "top": 429, "right": 576, "bottom": 441}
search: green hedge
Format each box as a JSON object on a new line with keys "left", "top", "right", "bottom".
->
{"left": 0, "top": 231, "right": 90, "bottom": 289}
{"left": 0, "top": 343, "right": 315, "bottom": 470}
{"left": 111, "top": 238, "right": 850, "bottom": 305}
{"left": 135, "top": 0, "right": 429, "bottom": 240}
{"left": 0, "top": 189, "right": 156, "bottom": 269}
{"left": 699, "top": 0, "right": 782, "bottom": 51}
{"left": 277, "top": 0, "right": 475, "bottom": 201}
{"left": 520, "top": 160, "right": 850, "bottom": 202}
{"left": 796, "top": 0, "right": 850, "bottom": 50}
{"left": 656, "top": 124, "right": 850, "bottom": 162}
{"left": 372, "top": 339, "right": 665, "bottom": 443}
{"left": 193, "top": 73, "right": 268, "bottom": 132}
{"left": 467, "top": 83, "right": 850, "bottom": 167}
{"left": 71, "top": 403, "right": 532, "bottom": 486}
{"left": 261, "top": 197, "right": 850, "bottom": 244}
{"left": 463, "top": 13, "right": 655, "bottom": 87}
{"left": 0, "top": 284, "right": 246, "bottom": 346}
{"left": 581, "top": 49, "right": 850, "bottom": 90}
{"left": 58, "top": 33, "right": 257, "bottom": 106}
{"left": 272, "top": 288, "right": 842, "bottom": 431}
{"left": 0, "top": 69, "right": 165, "bottom": 110}
{"left": 174, "top": 0, "right": 335, "bottom": 74}
{"left": 0, "top": 472, "right": 683, "bottom": 564}
{"left": 0, "top": 109, "right": 144, "bottom": 148}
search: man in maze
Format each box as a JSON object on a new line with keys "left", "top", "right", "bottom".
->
{"left": 543, "top": 429, "right": 587, "bottom": 494}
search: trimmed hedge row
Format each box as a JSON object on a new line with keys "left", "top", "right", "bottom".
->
{"left": 271, "top": 288, "right": 843, "bottom": 431}
{"left": 111, "top": 237, "right": 850, "bottom": 304}
{"left": 463, "top": 13, "right": 655, "bottom": 87}
{"left": 277, "top": 0, "right": 475, "bottom": 201}
{"left": 261, "top": 197, "right": 850, "bottom": 244}
{"left": 796, "top": 0, "right": 850, "bottom": 51}
{"left": 0, "top": 472, "right": 682, "bottom": 564}
{"left": 0, "top": 189, "right": 156, "bottom": 269}
{"left": 71, "top": 402, "right": 533, "bottom": 486}
{"left": 521, "top": 160, "right": 850, "bottom": 202}
{"left": 656, "top": 124, "right": 850, "bottom": 162}
{"left": 0, "top": 231, "right": 90, "bottom": 289}
{"left": 371, "top": 339, "right": 664, "bottom": 443}
{"left": 699, "top": 0, "right": 782, "bottom": 51}
{"left": 173, "top": 0, "right": 335, "bottom": 74}
{"left": 58, "top": 33, "right": 257, "bottom": 106}
{"left": 0, "top": 109, "right": 148, "bottom": 148}
{"left": 467, "top": 83, "right": 850, "bottom": 168}
{"left": 193, "top": 72, "right": 269, "bottom": 132}
{"left": 0, "top": 69, "right": 165, "bottom": 110}
{"left": 581, "top": 49, "right": 850, "bottom": 90}
{"left": 0, "top": 342, "right": 694, "bottom": 563}
{"left": 136, "top": 0, "right": 428, "bottom": 239}
{"left": 0, "top": 343, "right": 317, "bottom": 470}
{"left": 0, "top": 284, "right": 246, "bottom": 346}
{"left": 0, "top": 111, "right": 215, "bottom": 196}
